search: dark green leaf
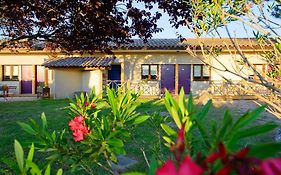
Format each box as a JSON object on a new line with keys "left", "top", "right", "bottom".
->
{"left": 17, "top": 122, "right": 37, "bottom": 135}
{"left": 233, "top": 106, "right": 265, "bottom": 130}
{"left": 237, "top": 123, "right": 278, "bottom": 139}
{"left": 195, "top": 99, "right": 212, "bottom": 120}
{"left": 122, "top": 172, "right": 146, "bottom": 175}
{"left": 249, "top": 143, "right": 281, "bottom": 158}
{"left": 108, "top": 138, "right": 124, "bottom": 148}
{"left": 148, "top": 156, "right": 157, "bottom": 175}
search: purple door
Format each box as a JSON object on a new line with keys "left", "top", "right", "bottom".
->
{"left": 21, "top": 65, "right": 32, "bottom": 94}
{"left": 161, "top": 64, "right": 175, "bottom": 94}
{"left": 178, "top": 64, "right": 191, "bottom": 94}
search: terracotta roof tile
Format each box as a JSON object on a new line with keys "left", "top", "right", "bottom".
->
{"left": 43, "top": 57, "right": 115, "bottom": 68}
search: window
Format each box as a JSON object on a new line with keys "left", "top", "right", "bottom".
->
{"left": 141, "top": 64, "right": 159, "bottom": 80}
{"left": 193, "top": 64, "right": 210, "bottom": 81}
{"left": 3, "top": 65, "right": 19, "bottom": 80}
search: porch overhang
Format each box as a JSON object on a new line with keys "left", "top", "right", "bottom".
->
{"left": 42, "top": 57, "right": 116, "bottom": 68}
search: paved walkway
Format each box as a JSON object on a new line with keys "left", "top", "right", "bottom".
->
{"left": 0, "top": 96, "right": 38, "bottom": 102}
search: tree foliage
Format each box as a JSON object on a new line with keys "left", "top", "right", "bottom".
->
{"left": 0, "top": 0, "right": 193, "bottom": 52}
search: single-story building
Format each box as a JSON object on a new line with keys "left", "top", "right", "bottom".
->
{"left": 0, "top": 38, "right": 272, "bottom": 98}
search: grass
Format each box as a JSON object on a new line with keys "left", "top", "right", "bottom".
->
{"left": 0, "top": 97, "right": 278, "bottom": 174}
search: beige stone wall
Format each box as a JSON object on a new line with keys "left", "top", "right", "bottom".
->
{"left": 53, "top": 69, "right": 82, "bottom": 99}
{"left": 0, "top": 54, "right": 49, "bottom": 95}
{"left": 0, "top": 51, "right": 268, "bottom": 97}
{"left": 82, "top": 70, "right": 103, "bottom": 95}
{"left": 210, "top": 53, "right": 267, "bottom": 81}
{"left": 0, "top": 54, "right": 47, "bottom": 65}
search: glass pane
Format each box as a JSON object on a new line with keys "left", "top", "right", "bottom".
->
{"left": 150, "top": 65, "right": 158, "bottom": 79}
{"left": 4, "top": 66, "right": 11, "bottom": 76}
{"left": 203, "top": 66, "right": 210, "bottom": 77}
{"left": 193, "top": 65, "right": 201, "bottom": 78}
{"left": 12, "top": 66, "right": 19, "bottom": 76}
{"left": 150, "top": 65, "right": 157, "bottom": 75}
{"left": 142, "top": 65, "right": 149, "bottom": 76}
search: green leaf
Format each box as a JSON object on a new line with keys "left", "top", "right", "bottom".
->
{"left": 170, "top": 107, "right": 181, "bottom": 128}
{"left": 236, "top": 123, "right": 279, "bottom": 139}
{"left": 233, "top": 106, "right": 265, "bottom": 131}
{"left": 148, "top": 156, "right": 157, "bottom": 175}
{"left": 187, "top": 92, "right": 194, "bottom": 114}
{"left": 44, "top": 164, "right": 51, "bottom": 175}
{"left": 107, "top": 88, "right": 118, "bottom": 117}
{"left": 108, "top": 138, "right": 124, "bottom": 148}
{"left": 17, "top": 122, "right": 37, "bottom": 135}
{"left": 133, "top": 115, "right": 150, "bottom": 125}
{"left": 14, "top": 140, "right": 24, "bottom": 172}
{"left": 46, "top": 153, "right": 59, "bottom": 161}
{"left": 178, "top": 88, "right": 187, "bottom": 117}
{"left": 161, "top": 123, "right": 177, "bottom": 136}
{"left": 27, "top": 143, "right": 34, "bottom": 162}
{"left": 112, "top": 147, "right": 126, "bottom": 155}
{"left": 1, "top": 157, "right": 19, "bottom": 173}
{"left": 195, "top": 99, "right": 212, "bottom": 120}
{"left": 26, "top": 160, "right": 41, "bottom": 175}
{"left": 41, "top": 112, "right": 47, "bottom": 131}
{"left": 122, "top": 172, "right": 146, "bottom": 175}
{"left": 195, "top": 120, "right": 211, "bottom": 148}
{"left": 249, "top": 143, "right": 281, "bottom": 158}
{"left": 218, "top": 110, "right": 233, "bottom": 139}
{"left": 163, "top": 136, "right": 174, "bottom": 145}
{"left": 56, "top": 169, "right": 63, "bottom": 175}
{"left": 110, "top": 153, "right": 117, "bottom": 163}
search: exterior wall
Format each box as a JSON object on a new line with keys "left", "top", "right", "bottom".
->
{"left": 82, "top": 70, "right": 103, "bottom": 95}
{"left": 210, "top": 54, "right": 267, "bottom": 81}
{"left": 112, "top": 52, "right": 267, "bottom": 95}
{"left": 0, "top": 50, "right": 268, "bottom": 97}
{"left": 114, "top": 52, "right": 202, "bottom": 81}
{"left": 0, "top": 54, "right": 49, "bottom": 95}
{"left": 53, "top": 69, "right": 82, "bottom": 99}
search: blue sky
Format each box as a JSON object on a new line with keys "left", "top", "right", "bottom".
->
{"left": 147, "top": 2, "right": 281, "bottom": 39}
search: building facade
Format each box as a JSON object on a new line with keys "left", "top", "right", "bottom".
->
{"left": 0, "top": 38, "right": 270, "bottom": 98}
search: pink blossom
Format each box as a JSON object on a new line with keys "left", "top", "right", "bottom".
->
{"left": 69, "top": 116, "right": 89, "bottom": 142}
{"left": 73, "top": 116, "right": 84, "bottom": 123}
{"left": 156, "top": 157, "right": 203, "bottom": 175}
{"left": 156, "top": 160, "right": 177, "bottom": 175}
{"left": 178, "top": 156, "right": 204, "bottom": 175}
{"left": 261, "top": 158, "right": 281, "bottom": 175}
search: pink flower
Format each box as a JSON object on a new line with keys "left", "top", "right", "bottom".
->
{"left": 73, "top": 116, "right": 84, "bottom": 123}
{"left": 261, "top": 158, "right": 281, "bottom": 175}
{"left": 73, "top": 130, "right": 84, "bottom": 142}
{"left": 156, "top": 156, "right": 204, "bottom": 175}
{"left": 156, "top": 160, "right": 177, "bottom": 175}
{"left": 69, "top": 116, "right": 89, "bottom": 142}
{"left": 178, "top": 156, "right": 204, "bottom": 175}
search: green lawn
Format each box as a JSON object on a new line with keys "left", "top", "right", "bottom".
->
{"left": 0, "top": 98, "right": 278, "bottom": 174}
